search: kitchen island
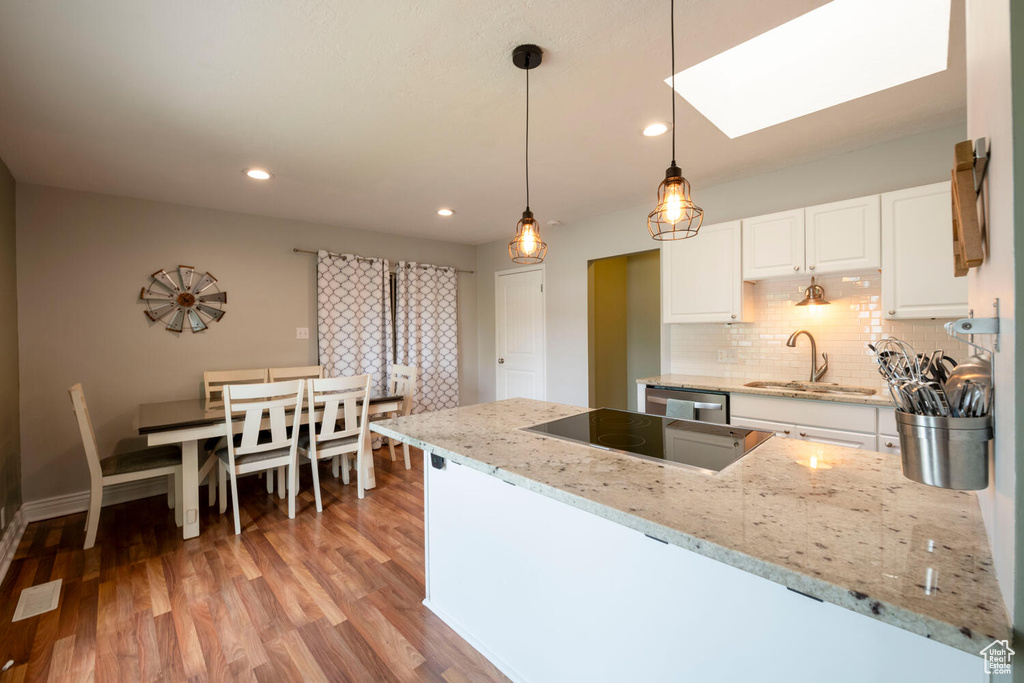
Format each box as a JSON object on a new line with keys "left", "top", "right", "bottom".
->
{"left": 370, "top": 399, "right": 1008, "bottom": 683}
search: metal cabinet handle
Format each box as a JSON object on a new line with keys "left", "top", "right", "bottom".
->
{"left": 646, "top": 397, "right": 723, "bottom": 410}
{"left": 793, "top": 265, "right": 800, "bottom": 271}
{"left": 799, "top": 432, "right": 807, "bottom": 437}
{"left": 730, "top": 314, "right": 737, "bottom": 319}
{"left": 885, "top": 442, "right": 894, "bottom": 448}
{"left": 783, "top": 429, "right": 791, "bottom": 435}
{"left": 809, "top": 265, "right": 815, "bottom": 270}
{"left": 888, "top": 309, "right": 895, "bottom": 315}
{"left": 498, "top": 358, "right": 505, "bottom": 364}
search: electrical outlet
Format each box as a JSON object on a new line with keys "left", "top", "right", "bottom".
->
{"left": 296, "top": 327, "right": 309, "bottom": 340}
{"left": 717, "top": 349, "right": 738, "bottom": 364}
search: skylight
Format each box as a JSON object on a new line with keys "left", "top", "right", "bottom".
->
{"left": 667, "top": 0, "right": 951, "bottom": 138}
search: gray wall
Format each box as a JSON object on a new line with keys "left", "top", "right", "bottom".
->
{"left": 16, "top": 185, "right": 478, "bottom": 503}
{"left": 476, "top": 124, "right": 966, "bottom": 407}
{"left": 0, "top": 156, "right": 20, "bottom": 529}
{"left": 965, "top": 0, "right": 1017, "bottom": 621}
{"left": 625, "top": 250, "right": 660, "bottom": 412}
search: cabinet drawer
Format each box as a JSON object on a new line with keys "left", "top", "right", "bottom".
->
{"left": 794, "top": 426, "right": 876, "bottom": 450}
{"left": 731, "top": 394, "right": 876, "bottom": 433}
{"left": 730, "top": 416, "right": 794, "bottom": 438}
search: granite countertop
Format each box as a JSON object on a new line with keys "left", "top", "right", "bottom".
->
{"left": 371, "top": 398, "right": 1008, "bottom": 656}
{"left": 638, "top": 373, "right": 894, "bottom": 407}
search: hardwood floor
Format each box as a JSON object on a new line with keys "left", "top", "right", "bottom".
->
{"left": 0, "top": 448, "right": 509, "bottom": 683}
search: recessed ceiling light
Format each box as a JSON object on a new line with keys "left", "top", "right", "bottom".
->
{"left": 437, "top": 208, "right": 455, "bottom": 217}
{"left": 667, "top": 0, "right": 951, "bottom": 138}
{"left": 245, "top": 168, "right": 272, "bottom": 180}
{"left": 642, "top": 123, "right": 670, "bottom": 137}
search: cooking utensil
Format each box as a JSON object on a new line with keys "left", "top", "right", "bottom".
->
{"left": 943, "top": 354, "right": 992, "bottom": 418}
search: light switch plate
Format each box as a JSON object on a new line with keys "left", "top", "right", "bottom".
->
{"left": 296, "top": 327, "right": 309, "bottom": 340}
{"left": 717, "top": 349, "right": 738, "bottom": 363}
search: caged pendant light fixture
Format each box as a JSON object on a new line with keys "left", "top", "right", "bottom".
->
{"left": 509, "top": 44, "right": 548, "bottom": 264}
{"left": 648, "top": 0, "right": 703, "bottom": 240}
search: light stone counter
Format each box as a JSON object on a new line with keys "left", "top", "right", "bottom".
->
{"left": 638, "top": 373, "right": 894, "bottom": 407}
{"left": 371, "top": 398, "right": 1008, "bottom": 656}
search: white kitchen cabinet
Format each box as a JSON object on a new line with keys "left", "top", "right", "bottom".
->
{"left": 742, "top": 209, "right": 805, "bottom": 280}
{"left": 730, "top": 416, "right": 794, "bottom": 439}
{"left": 662, "top": 220, "right": 754, "bottom": 323}
{"left": 805, "top": 195, "right": 881, "bottom": 274}
{"left": 731, "top": 393, "right": 882, "bottom": 450}
{"left": 881, "top": 183, "right": 968, "bottom": 319}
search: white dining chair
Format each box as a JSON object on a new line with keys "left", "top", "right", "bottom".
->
{"left": 216, "top": 379, "right": 305, "bottom": 534}
{"left": 298, "top": 375, "right": 372, "bottom": 508}
{"left": 382, "top": 365, "right": 417, "bottom": 469}
{"left": 201, "top": 368, "right": 271, "bottom": 504}
{"left": 268, "top": 365, "right": 324, "bottom": 382}
{"left": 69, "top": 384, "right": 183, "bottom": 550}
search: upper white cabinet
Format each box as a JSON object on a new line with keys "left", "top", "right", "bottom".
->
{"left": 881, "top": 183, "right": 968, "bottom": 319}
{"left": 741, "top": 209, "right": 805, "bottom": 279}
{"left": 805, "top": 195, "right": 880, "bottom": 274}
{"left": 662, "top": 221, "right": 753, "bottom": 324}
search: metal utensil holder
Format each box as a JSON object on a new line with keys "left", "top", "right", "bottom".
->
{"left": 896, "top": 411, "right": 992, "bottom": 490}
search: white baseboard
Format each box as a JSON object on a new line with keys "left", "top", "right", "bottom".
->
{"left": 22, "top": 478, "right": 171, "bottom": 523}
{"left": 422, "top": 598, "right": 526, "bottom": 683}
{"left": 0, "top": 507, "right": 27, "bottom": 586}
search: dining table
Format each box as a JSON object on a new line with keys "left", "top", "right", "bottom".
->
{"left": 136, "top": 393, "right": 404, "bottom": 539}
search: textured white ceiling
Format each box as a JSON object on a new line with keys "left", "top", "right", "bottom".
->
{"left": 0, "top": 0, "right": 965, "bottom": 245}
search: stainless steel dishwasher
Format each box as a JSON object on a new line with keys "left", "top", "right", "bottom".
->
{"left": 643, "top": 386, "right": 729, "bottom": 425}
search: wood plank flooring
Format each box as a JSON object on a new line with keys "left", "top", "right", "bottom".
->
{"left": 0, "top": 448, "right": 509, "bottom": 682}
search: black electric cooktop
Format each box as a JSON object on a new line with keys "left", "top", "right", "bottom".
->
{"left": 523, "top": 408, "right": 773, "bottom": 474}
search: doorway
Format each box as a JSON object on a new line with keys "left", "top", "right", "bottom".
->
{"left": 588, "top": 250, "right": 660, "bottom": 411}
{"left": 495, "top": 266, "right": 546, "bottom": 400}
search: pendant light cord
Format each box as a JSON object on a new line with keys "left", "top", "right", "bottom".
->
{"left": 670, "top": 0, "right": 676, "bottom": 167}
{"left": 525, "top": 59, "right": 531, "bottom": 211}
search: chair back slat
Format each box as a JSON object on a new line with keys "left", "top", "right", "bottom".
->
{"left": 223, "top": 380, "right": 303, "bottom": 460}
{"left": 269, "top": 365, "right": 323, "bottom": 382}
{"left": 388, "top": 365, "right": 418, "bottom": 413}
{"left": 68, "top": 384, "right": 103, "bottom": 481}
{"left": 204, "top": 368, "right": 268, "bottom": 407}
{"left": 306, "top": 375, "right": 371, "bottom": 453}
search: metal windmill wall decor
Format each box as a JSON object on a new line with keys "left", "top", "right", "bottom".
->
{"left": 139, "top": 265, "right": 227, "bottom": 333}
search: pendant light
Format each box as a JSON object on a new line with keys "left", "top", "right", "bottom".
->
{"left": 795, "top": 277, "right": 831, "bottom": 307}
{"left": 648, "top": 0, "right": 703, "bottom": 240}
{"left": 509, "top": 44, "right": 548, "bottom": 264}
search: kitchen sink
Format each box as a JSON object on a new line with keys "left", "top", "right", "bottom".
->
{"left": 743, "top": 381, "right": 876, "bottom": 397}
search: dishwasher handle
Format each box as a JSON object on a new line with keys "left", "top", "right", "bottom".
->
{"left": 645, "top": 396, "right": 723, "bottom": 411}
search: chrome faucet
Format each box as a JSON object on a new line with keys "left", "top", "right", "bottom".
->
{"left": 786, "top": 329, "right": 829, "bottom": 382}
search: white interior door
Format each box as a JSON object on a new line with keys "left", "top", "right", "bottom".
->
{"left": 496, "top": 267, "right": 545, "bottom": 400}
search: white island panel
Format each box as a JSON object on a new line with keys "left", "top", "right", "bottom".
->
{"left": 426, "top": 457, "right": 981, "bottom": 683}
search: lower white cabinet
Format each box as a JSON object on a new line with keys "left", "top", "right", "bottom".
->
{"left": 662, "top": 220, "right": 753, "bottom": 323}
{"left": 425, "top": 455, "right": 981, "bottom": 683}
{"left": 881, "top": 183, "right": 969, "bottom": 319}
{"left": 731, "top": 416, "right": 876, "bottom": 450}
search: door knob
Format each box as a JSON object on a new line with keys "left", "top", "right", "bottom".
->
{"left": 498, "top": 358, "right": 505, "bottom": 364}
{"left": 783, "top": 430, "right": 790, "bottom": 435}
{"left": 809, "top": 265, "right": 815, "bottom": 270}
{"left": 888, "top": 309, "right": 896, "bottom": 315}
{"left": 885, "top": 442, "right": 894, "bottom": 448}
{"left": 799, "top": 432, "right": 807, "bottom": 437}
{"left": 793, "top": 265, "right": 799, "bottom": 271}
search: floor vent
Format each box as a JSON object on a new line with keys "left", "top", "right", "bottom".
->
{"left": 12, "top": 579, "right": 62, "bottom": 622}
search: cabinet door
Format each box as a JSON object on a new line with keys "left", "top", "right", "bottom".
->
{"left": 742, "top": 209, "right": 805, "bottom": 280}
{"left": 793, "top": 425, "right": 876, "bottom": 449}
{"left": 876, "top": 436, "right": 901, "bottom": 455}
{"left": 805, "top": 195, "right": 880, "bottom": 274}
{"left": 730, "top": 416, "right": 794, "bottom": 439}
{"left": 881, "top": 183, "right": 968, "bottom": 319}
{"left": 662, "top": 221, "right": 748, "bottom": 323}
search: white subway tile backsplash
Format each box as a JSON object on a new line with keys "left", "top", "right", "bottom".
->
{"left": 669, "top": 271, "right": 967, "bottom": 390}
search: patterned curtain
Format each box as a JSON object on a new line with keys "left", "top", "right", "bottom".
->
{"left": 317, "top": 251, "right": 393, "bottom": 396}
{"left": 395, "top": 262, "right": 459, "bottom": 413}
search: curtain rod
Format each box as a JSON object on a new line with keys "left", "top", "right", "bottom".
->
{"left": 292, "top": 248, "right": 475, "bottom": 274}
